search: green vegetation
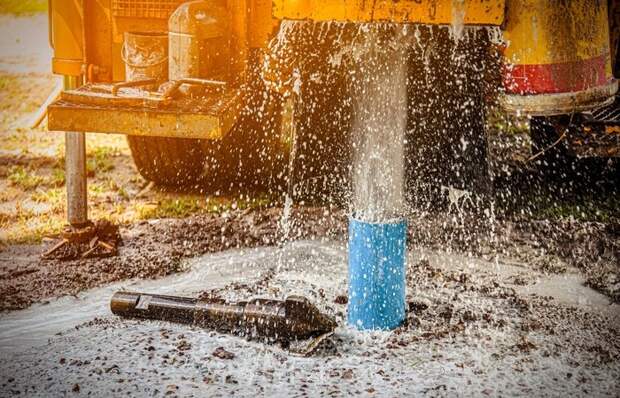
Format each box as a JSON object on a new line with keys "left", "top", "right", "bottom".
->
{"left": 6, "top": 217, "right": 65, "bottom": 245}
{"left": 107, "top": 179, "right": 130, "bottom": 200}
{"left": 135, "top": 194, "right": 273, "bottom": 220}
{"left": 88, "top": 183, "right": 106, "bottom": 195}
{"left": 30, "top": 187, "right": 63, "bottom": 207}
{"left": 7, "top": 166, "right": 44, "bottom": 190}
{"left": 50, "top": 167, "right": 65, "bottom": 187}
{"left": 87, "top": 146, "right": 117, "bottom": 175}
{"left": 535, "top": 196, "right": 619, "bottom": 223}
{"left": 137, "top": 197, "right": 207, "bottom": 219}
{"left": 0, "top": 76, "right": 11, "bottom": 91}
{"left": 0, "top": 0, "right": 47, "bottom": 15}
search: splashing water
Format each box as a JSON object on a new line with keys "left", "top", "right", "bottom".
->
{"left": 278, "top": 73, "right": 302, "bottom": 245}
{"left": 264, "top": 21, "right": 505, "bottom": 221}
{"left": 349, "top": 26, "right": 409, "bottom": 222}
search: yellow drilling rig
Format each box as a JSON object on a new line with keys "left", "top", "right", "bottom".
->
{"left": 46, "top": 0, "right": 618, "bottom": 230}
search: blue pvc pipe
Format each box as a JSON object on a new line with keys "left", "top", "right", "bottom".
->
{"left": 347, "top": 217, "right": 407, "bottom": 330}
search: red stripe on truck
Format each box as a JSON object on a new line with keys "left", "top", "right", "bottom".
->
{"left": 503, "top": 54, "right": 610, "bottom": 95}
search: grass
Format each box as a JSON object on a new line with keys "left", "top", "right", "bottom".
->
{"left": 30, "top": 187, "right": 63, "bottom": 207}
{"left": 136, "top": 197, "right": 208, "bottom": 219}
{"left": 7, "top": 166, "right": 45, "bottom": 190}
{"left": 3, "top": 217, "right": 65, "bottom": 245}
{"left": 134, "top": 194, "right": 273, "bottom": 220}
{"left": 0, "top": 0, "right": 47, "bottom": 15}
{"left": 107, "top": 179, "right": 130, "bottom": 200}
{"left": 87, "top": 146, "right": 117, "bottom": 175}
{"left": 50, "top": 167, "right": 65, "bottom": 186}
{"left": 534, "top": 196, "right": 619, "bottom": 223}
{"left": 0, "top": 76, "right": 11, "bottom": 91}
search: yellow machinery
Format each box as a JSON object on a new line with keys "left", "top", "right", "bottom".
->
{"left": 46, "top": 0, "right": 618, "bottom": 227}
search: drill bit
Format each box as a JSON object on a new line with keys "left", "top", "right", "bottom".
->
{"left": 110, "top": 291, "right": 337, "bottom": 344}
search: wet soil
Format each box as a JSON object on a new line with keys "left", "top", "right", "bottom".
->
{"left": 0, "top": 206, "right": 346, "bottom": 311}
{"left": 408, "top": 213, "right": 620, "bottom": 302}
{"left": 1, "top": 203, "right": 618, "bottom": 312}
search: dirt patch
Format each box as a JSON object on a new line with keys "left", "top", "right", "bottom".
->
{"left": 408, "top": 213, "right": 620, "bottom": 302}
{"left": 1, "top": 205, "right": 618, "bottom": 312}
{"left": 397, "top": 258, "right": 619, "bottom": 368}
{"left": 0, "top": 206, "right": 346, "bottom": 311}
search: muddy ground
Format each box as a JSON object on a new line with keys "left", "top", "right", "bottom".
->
{"left": 1, "top": 203, "right": 619, "bottom": 313}
{"left": 0, "top": 240, "right": 619, "bottom": 396}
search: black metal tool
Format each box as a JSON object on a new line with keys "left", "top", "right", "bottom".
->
{"left": 110, "top": 291, "right": 337, "bottom": 344}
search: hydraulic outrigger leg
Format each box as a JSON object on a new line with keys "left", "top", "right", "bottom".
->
{"left": 43, "top": 76, "right": 119, "bottom": 259}
{"left": 64, "top": 76, "right": 88, "bottom": 227}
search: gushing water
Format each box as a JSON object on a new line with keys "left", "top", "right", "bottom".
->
{"left": 264, "top": 20, "right": 505, "bottom": 225}
{"left": 349, "top": 27, "right": 409, "bottom": 222}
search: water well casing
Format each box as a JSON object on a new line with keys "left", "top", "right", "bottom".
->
{"left": 348, "top": 217, "right": 407, "bottom": 330}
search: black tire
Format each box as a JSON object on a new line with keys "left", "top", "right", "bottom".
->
{"left": 126, "top": 136, "right": 206, "bottom": 186}
{"left": 405, "top": 25, "right": 496, "bottom": 207}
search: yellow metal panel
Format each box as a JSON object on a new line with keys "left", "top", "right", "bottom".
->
{"left": 48, "top": 105, "right": 226, "bottom": 139}
{"left": 272, "top": 0, "right": 505, "bottom": 25}
{"left": 47, "top": 88, "right": 242, "bottom": 139}
{"left": 250, "top": 0, "right": 278, "bottom": 48}
{"left": 503, "top": 0, "right": 611, "bottom": 66}
{"left": 50, "top": 0, "right": 85, "bottom": 76}
{"left": 84, "top": 0, "right": 114, "bottom": 82}
{"left": 228, "top": 0, "right": 249, "bottom": 81}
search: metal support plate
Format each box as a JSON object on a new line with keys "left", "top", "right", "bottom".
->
{"left": 48, "top": 86, "right": 241, "bottom": 140}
